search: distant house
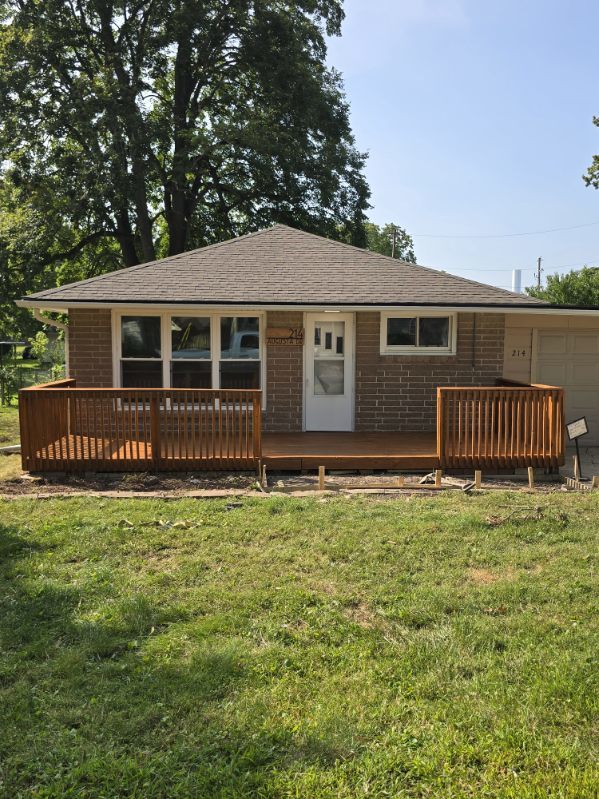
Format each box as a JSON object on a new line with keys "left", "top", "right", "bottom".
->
{"left": 16, "top": 225, "right": 599, "bottom": 472}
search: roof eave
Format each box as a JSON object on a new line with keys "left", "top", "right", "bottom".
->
{"left": 20, "top": 297, "right": 599, "bottom": 314}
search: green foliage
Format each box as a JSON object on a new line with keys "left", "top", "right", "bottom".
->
{"left": 0, "top": 364, "right": 18, "bottom": 405}
{"left": 0, "top": 405, "right": 19, "bottom": 443}
{"left": 27, "top": 331, "right": 49, "bottom": 361}
{"left": 583, "top": 115, "right": 599, "bottom": 191}
{"left": 527, "top": 266, "right": 599, "bottom": 306}
{"left": 364, "top": 221, "right": 416, "bottom": 262}
{"left": 27, "top": 330, "right": 64, "bottom": 366}
{"left": 0, "top": 0, "right": 370, "bottom": 318}
{"left": 0, "top": 493, "right": 597, "bottom": 796}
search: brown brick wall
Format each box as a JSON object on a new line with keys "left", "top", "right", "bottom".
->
{"left": 263, "top": 310, "right": 304, "bottom": 432}
{"left": 68, "top": 308, "right": 114, "bottom": 387}
{"left": 67, "top": 307, "right": 505, "bottom": 432}
{"left": 355, "top": 312, "right": 505, "bottom": 431}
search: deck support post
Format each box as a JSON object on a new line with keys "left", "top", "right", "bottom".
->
{"left": 150, "top": 395, "right": 161, "bottom": 469}
{"left": 434, "top": 469, "right": 442, "bottom": 488}
{"left": 527, "top": 466, "right": 535, "bottom": 490}
{"left": 474, "top": 470, "right": 482, "bottom": 489}
{"left": 318, "top": 465, "right": 325, "bottom": 491}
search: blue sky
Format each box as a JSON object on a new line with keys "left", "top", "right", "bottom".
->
{"left": 327, "top": 0, "right": 599, "bottom": 291}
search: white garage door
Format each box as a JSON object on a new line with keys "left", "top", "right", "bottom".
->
{"left": 535, "top": 330, "right": 599, "bottom": 445}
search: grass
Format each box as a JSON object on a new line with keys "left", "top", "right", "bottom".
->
{"left": 0, "top": 454, "right": 21, "bottom": 481}
{"left": 0, "top": 405, "right": 20, "bottom": 446}
{"left": 0, "top": 493, "right": 597, "bottom": 798}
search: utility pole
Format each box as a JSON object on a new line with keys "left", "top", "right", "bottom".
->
{"left": 536, "top": 256, "right": 543, "bottom": 290}
{"left": 390, "top": 225, "right": 397, "bottom": 259}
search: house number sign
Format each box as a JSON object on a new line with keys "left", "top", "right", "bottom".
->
{"left": 265, "top": 326, "right": 305, "bottom": 346}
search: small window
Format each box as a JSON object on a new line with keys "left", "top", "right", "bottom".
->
{"left": 120, "top": 316, "right": 163, "bottom": 387}
{"left": 220, "top": 317, "right": 261, "bottom": 389}
{"left": 171, "top": 316, "right": 211, "bottom": 359}
{"left": 220, "top": 317, "right": 260, "bottom": 359}
{"left": 387, "top": 317, "right": 416, "bottom": 347}
{"left": 381, "top": 313, "right": 455, "bottom": 355}
{"left": 122, "top": 316, "right": 161, "bottom": 358}
{"left": 171, "top": 362, "right": 212, "bottom": 388}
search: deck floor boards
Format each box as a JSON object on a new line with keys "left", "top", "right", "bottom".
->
{"left": 29, "top": 431, "right": 438, "bottom": 471}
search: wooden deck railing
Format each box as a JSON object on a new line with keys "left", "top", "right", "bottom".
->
{"left": 19, "top": 381, "right": 262, "bottom": 472}
{"left": 436, "top": 384, "right": 565, "bottom": 469}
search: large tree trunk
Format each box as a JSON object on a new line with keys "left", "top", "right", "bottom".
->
{"left": 166, "top": 28, "right": 194, "bottom": 256}
{"left": 115, "top": 209, "right": 140, "bottom": 267}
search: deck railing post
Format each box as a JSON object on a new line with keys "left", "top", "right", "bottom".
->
{"left": 150, "top": 394, "right": 161, "bottom": 468}
{"left": 253, "top": 392, "right": 262, "bottom": 462}
{"left": 436, "top": 387, "right": 444, "bottom": 467}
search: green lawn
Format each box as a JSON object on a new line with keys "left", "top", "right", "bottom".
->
{"left": 0, "top": 494, "right": 597, "bottom": 798}
{"left": 0, "top": 405, "right": 20, "bottom": 446}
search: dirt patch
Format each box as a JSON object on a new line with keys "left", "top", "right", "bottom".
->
{"left": 0, "top": 470, "right": 257, "bottom": 496}
{"left": 343, "top": 601, "right": 380, "bottom": 629}
{"left": 468, "top": 568, "right": 502, "bottom": 585}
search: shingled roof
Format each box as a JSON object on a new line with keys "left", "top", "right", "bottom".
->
{"left": 21, "top": 224, "right": 548, "bottom": 308}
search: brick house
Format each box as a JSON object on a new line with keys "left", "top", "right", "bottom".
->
{"left": 16, "top": 225, "right": 599, "bottom": 472}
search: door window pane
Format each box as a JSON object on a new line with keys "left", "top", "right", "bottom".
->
{"left": 171, "top": 317, "right": 211, "bottom": 359}
{"left": 313, "top": 321, "right": 345, "bottom": 359}
{"left": 387, "top": 317, "right": 416, "bottom": 347}
{"left": 314, "top": 360, "right": 344, "bottom": 395}
{"left": 171, "top": 362, "right": 212, "bottom": 388}
{"left": 121, "top": 360, "right": 163, "bottom": 387}
{"left": 121, "top": 316, "right": 161, "bottom": 358}
{"left": 220, "top": 317, "right": 260, "bottom": 359}
{"left": 419, "top": 317, "right": 449, "bottom": 347}
{"left": 220, "top": 361, "right": 260, "bottom": 389}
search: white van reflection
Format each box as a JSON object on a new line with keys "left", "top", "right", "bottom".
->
{"left": 171, "top": 331, "right": 259, "bottom": 360}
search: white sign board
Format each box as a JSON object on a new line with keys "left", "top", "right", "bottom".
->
{"left": 566, "top": 417, "right": 588, "bottom": 440}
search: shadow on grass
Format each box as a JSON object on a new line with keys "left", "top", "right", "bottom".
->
{"left": 0, "top": 522, "right": 344, "bottom": 797}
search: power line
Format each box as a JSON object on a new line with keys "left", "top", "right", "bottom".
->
{"left": 432, "top": 256, "right": 599, "bottom": 273}
{"left": 412, "top": 219, "right": 599, "bottom": 239}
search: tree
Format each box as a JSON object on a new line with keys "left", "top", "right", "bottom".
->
{"left": 584, "top": 115, "right": 599, "bottom": 191}
{"left": 527, "top": 267, "right": 599, "bottom": 306}
{"left": 0, "top": 0, "right": 370, "bottom": 282}
{"left": 364, "top": 222, "right": 416, "bottom": 262}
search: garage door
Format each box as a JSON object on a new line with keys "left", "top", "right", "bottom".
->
{"left": 535, "top": 330, "right": 599, "bottom": 444}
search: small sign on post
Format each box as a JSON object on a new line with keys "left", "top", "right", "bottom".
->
{"left": 566, "top": 416, "right": 588, "bottom": 480}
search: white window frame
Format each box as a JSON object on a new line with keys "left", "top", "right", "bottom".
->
{"left": 380, "top": 311, "right": 457, "bottom": 356}
{"left": 112, "top": 310, "right": 266, "bottom": 405}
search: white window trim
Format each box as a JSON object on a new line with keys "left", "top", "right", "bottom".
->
{"left": 380, "top": 311, "right": 457, "bottom": 356}
{"left": 112, "top": 309, "right": 266, "bottom": 406}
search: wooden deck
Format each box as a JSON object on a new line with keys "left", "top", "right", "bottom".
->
{"left": 18, "top": 380, "right": 566, "bottom": 473}
{"left": 262, "top": 431, "right": 438, "bottom": 470}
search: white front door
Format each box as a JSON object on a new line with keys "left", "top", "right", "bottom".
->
{"left": 305, "top": 313, "right": 354, "bottom": 431}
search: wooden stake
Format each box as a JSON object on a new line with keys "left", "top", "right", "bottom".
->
{"left": 434, "top": 469, "right": 442, "bottom": 488}
{"left": 592, "top": 475, "right": 599, "bottom": 490}
{"left": 527, "top": 466, "right": 535, "bottom": 490}
{"left": 573, "top": 455, "right": 580, "bottom": 481}
{"left": 261, "top": 463, "right": 267, "bottom": 488}
{"left": 397, "top": 475, "right": 405, "bottom": 487}
{"left": 474, "top": 470, "right": 482, "bottom": 489}
{"left": 318, "top": 465, "right": 325, "bottom": 490}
